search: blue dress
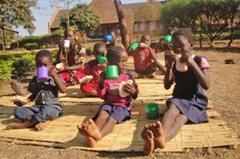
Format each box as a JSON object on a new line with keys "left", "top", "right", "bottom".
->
{"left": 166, "top": 56, "right": 209, "bottom": 123}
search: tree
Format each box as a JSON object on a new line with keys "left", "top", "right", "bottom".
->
{"left": 61, "top": 4, "right": 100, "bottom": 33}
{"left": 50, "top": 0, "right": 82, "bottom": 28}
{"left": 0, "top": 0, "right": 36, "bottom": 49}
{"left": 161, "top": 0, "right": 240, "bottom": 48}
{"left": 113, "top": 0, "right": 129, "bottom": 49}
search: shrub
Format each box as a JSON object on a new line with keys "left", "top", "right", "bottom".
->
{"left": 0, "top": 60, "right": 13, "bottom": 81}
{"left": 11, "top": 54, "right": 35, "bottom": 78}
{"left": 24, "top": 43, "right": 39, "bottom": 50}
{"left": 86, "top": 47, "right": 93, "bottom": 56}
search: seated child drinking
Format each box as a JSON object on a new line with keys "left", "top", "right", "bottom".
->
{"left": 141, "top": 29, "right": 211, "bottom": 155}
{"left": 128, "top": 34, "right": 161, "bottom": 78}
{"left": 80, "top": 43, "right": 107, "bottom": 97}
{"left": 78, "top": 46, "right": 139, "bottom": 147}
{"left": 7, "top": 50, "right": 66, "bottom": 131}
{"left": 56, "top": 29, "right": 86, "bottom": 86}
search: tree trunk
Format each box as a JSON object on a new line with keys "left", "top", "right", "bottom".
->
{"left": 1, "top": 26, "right": 6, "bottom": 50}
{"left": 113, "top": 0, "right": 129, "bottom": 49}
{"left": 228, "top": 17, "right": 234, "bottom": 48}
{"left": 199, "top": 18, "right": 203, "bottom": 48}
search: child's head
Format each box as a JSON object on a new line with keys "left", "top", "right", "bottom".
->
{"left": 35, "top": 50, "right": 53, "bottom": 69}
{"left": 93, "top": 43, "right": 107, "bottom": 59}
{"left": 64, "top": 29, "right": 76, "bottom": 44}
{"left": 140, "top": 34, "right": 151, "bottom": 45}
{"left": 171, "top": 28, "right": 193, "bottom": 55}
{"left": 107, "top": 46, "right": 128, "bottom": 72}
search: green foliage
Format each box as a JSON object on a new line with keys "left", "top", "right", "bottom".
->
{"left": 0, "top": 60, "right": 13, "bottom": 81}
{"left": 161, "top": 0, "right": 240, "bottom": 46}
{"left": 24, "top": 43, "right": 39, "bottom": 50}
{"left": 11, "top": 54, "right": 35, "bottom": 78}
{"left": 0, "top": 0, "right": 37, "bottom": 49}
{"left": 11, "top": 34, "right": 62, "bottom": 49}
{"left": 62, "top": 4, "right": 100, "bottom": 32}
{"left": 86, "top": 47, "right": 93, "bottom": 56}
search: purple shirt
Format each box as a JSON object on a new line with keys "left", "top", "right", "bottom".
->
{"left": 98, "top": 72, "right": 138, "bottom": 107}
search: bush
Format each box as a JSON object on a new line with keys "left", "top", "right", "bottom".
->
{"left": 86, "top": 47, "right": 93, "bottom": 56}
{"left": 11, "top": 54, "right": 35, "bottom": 78}
{"left": 24, "top": 43, "right": 39, "bottom": 50}
{"left": 0, "top": 60, "right": 13, "bottom": 81}
{"left": 11, "top": 34, "right": 62, "bottom": 49}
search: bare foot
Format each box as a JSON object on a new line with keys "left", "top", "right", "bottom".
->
{"left": 77, "top": 123, "right": 87, "bottom": 136}
{"left": 6, "top": 122, "right": 28, "bottom": 129}
{"left": 152, "top": 121, "right": 165, "bottom": 149}
{"left": 86, "top": 136, "right": 97, "bottom": 147}
{"left": 35, "top": 121, "right": 50, "bottom": 131}
{"left": 143, "top": 129, "right": 155, "bottom": 156}
{"left": 82, "top": 119, "right": 102, "bottom": 140}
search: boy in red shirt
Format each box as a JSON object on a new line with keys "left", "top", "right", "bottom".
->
{"left": 128, "top": 35, "right": 162, "bottom": 78}
{"left": 81, "top": 43, "right": 107, "bottom": 96}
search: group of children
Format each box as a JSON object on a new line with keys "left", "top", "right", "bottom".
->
{"left": 6, "top": 28, "right": 210, "bottom": 156}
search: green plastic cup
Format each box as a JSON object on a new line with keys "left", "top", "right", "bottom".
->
{"left": 97, "top": 54, "right": 107, "bottom": 64}
{"left": 129, "top": 41, "right": 139, "bottom": 51}
{"left": 105, "top": 65, "right": 119, "bottom": 79}
{"left": 164, "top": 34, "right": 172, "bottom": 44}
{"left": 146, "top": 103, "right": 159, "bottom": 120}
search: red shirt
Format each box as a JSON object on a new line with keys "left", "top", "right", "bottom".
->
{"left": 128, "top": 48, "right": 156, "bottom": 71}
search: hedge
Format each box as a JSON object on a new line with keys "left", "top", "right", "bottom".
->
{"left": 0, "top": 50, "right": 58, "bottom": 81}
{"left": 11, "top": 33, "right": 62, "bottom": 49}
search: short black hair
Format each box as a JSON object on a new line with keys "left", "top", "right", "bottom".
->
{"left": 140, "top": 34, "right": 151, "bottom": 42}
{"left": 172, "top": 28, "right": 193, "bottom": 44}
{"left": 93, "top": 42, "right": 105, "bottom": 55}
{"left": 107, "top": 46, "right": 125, "bottom": 65}
{"left": 64, "top": 29, "right": 76, "bottom": 35}
{"left": 35, "top": 50, "right": 52, "bottom": 62}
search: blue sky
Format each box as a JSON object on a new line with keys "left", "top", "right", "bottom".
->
{"left": 16, "top": 0, "right": 162, "bottom": 37}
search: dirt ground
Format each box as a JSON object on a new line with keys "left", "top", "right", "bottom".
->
{"left": 0, "top": 48, "right": 239, "bottom": 159}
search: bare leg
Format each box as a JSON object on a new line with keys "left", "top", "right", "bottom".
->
{"left": 6, "top": 120, "right": 35, "bottom": 130}
{"left": 35, "top": 120, "right": 50, "bottom": 131}
{"left": 141, "top": 125, "right": 155, "bottom": 155}
{"left": 162, "top": 104, "right": 180, "bottom": 135}
{"left": 80, "top": 119, "right": 102, "bottom": 140}
{"left": 94, "top": 110, "right": 109, "bottom": 130}
{"left": 9, "top": 79, "right": 29, "bottom": 96}
{"left": 165, "top": 114, "right": 188, "bottom": 142}
{"left": 87, "top": 90, "right": 98, "bottom": 97}
{"left": 99, "top": 116, "right": 117, "bottom": 138}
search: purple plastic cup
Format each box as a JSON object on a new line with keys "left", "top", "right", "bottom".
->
{"left": 37, "top": 66, "right": 49, "bottom": 82}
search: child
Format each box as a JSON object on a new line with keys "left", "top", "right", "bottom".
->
{"left": 80, "top": 43, "right": 107, "bottom": 97}
{"left": 7, "top": 50, "right": 66, "bottom": 131}
{"left": 141, "top": 29, "right": 211, "bottom": 155}
{"left": 56, "top": 29, "right": 86, "bottom": 86}
{"left": 78, "top": 46, "right": 139, "bottom": 147}
{"left": 128, "top": 34, "right": 161, "bottom": 78}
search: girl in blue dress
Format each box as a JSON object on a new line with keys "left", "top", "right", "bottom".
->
{"left": 141, "top": 29, "right": 211, "bottom": 155}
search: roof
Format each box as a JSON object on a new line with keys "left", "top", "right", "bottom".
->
{"left": 90, "top": 0, "right": 119, "bottom": 24}
{"left": 48, "top": 0, "right": 165, "bottom": 30}
{"left": 123, "top": 2, "right": 163, "bottom": 22}
{"left": 49, "top": 8, "right": 68, "bottom": 29}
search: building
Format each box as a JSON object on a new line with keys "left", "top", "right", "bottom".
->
{"left": 48, "top": 0, "right": 165, "bottom": 38}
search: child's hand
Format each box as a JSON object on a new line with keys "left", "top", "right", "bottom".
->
{"left": 49, "top": 67, "right": 57, "bottom": 77}
{"left": 165, "top": 52, "right": 176, "bottom": 68}
{"left": 99, "top": 72, "right": 106, "bottom": 89}
{"left": 124, "top": 83, "right": 136, "bottom": 96}
{"left": 181, "top": 53, "right": 194, "bottom": 65}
